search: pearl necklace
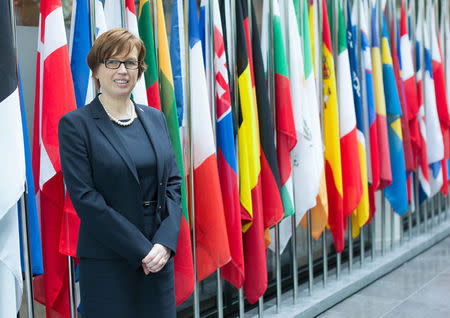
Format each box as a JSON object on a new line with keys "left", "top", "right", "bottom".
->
{"left": 101, "top": 98, "right": 136, "bottom": 127}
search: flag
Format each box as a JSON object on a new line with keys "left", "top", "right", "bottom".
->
{"left": 18, "top": 66, "right": 44, "bottom": 276}
{"left": 188, "top": 0, "right": 231, "bottom": 282}
{"left": 347, "top": 0, "right": 369, "bottom": 237}
{"left": 265, "top": 0, "right": 298, "bottom": 252}
{"left": 371, "top": 1, "right": 392, "bottom": 189}
{"left": 381, "top": 15, "right": 408, "bottom": 215}
{"left": 170, "top": 0, "right": 187, "bottom": 126}
{"left": 423, "top": 5, "right": 444, "bottom": 197}
{"left": 298, "top": 0, "right": 328, "bottom": 240}
{"left": 322, "top": 0, "right": 344, "bottom": 253}
{"left": 415, "top": 1, "right": 430, "bottom": 202}
{"left": 155, "top": 0, "right": 194, "bottom": 304}
{"left": 430, "top": 4, "right": 450, "bottom": 196}
{"left": 104, "top": 0, "right": 148, "bottom": 105}
{"left": 391, "top": 13, "right": 415, "bottom": 174}
{"left": 0, "top": 2, "right": 25, "bottom": 315}
{"left": 32, "top": 0, "right": 77, "bottom": 317}
{"left": 248, "top": 0, "right": 284, "bottom": 233}
{"left": 261, "top": 0, "right": 297, "bottom": 222}
{"left": 309, "top": 0, "right": 321, "bottom": 97}
{"left": 200, "top": 0, "right": 244, "bottom": 289}
{"left": 336, "top": 0, "right": 362, "bottom": 222}
{"left": 235, "top": 0, "right": 269, "bottom": 303}
{"left": 359, "top": 0, "right": 379, "bottom": 223}
{"left": 400, "top": 0, "right": 420, "bottom": 157}
{"left": 285, "top": 0, "right": 324, "bottom": 224}
{"left": 138, "top": 0, "right": 161, "bottom": 109}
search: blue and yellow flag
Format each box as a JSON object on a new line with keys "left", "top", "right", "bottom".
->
{"left": 381, "top": 15, "right": 408, "bottom": 215}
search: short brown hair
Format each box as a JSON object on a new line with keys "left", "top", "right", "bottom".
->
{"left": 87, "top": 28, "right": 147, "bottom": 78}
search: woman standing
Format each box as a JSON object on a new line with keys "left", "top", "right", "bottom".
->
{"left": 58, "top": 28, "right": 181, "bottom": 317}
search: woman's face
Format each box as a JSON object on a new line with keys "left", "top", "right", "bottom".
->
{"left": 94, "top": 47, "right": 139, "bottom": 100}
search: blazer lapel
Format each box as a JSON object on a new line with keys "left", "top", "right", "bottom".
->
{"left": 90, "top": 96, "right": 140, "bottom": 185}
{"left": 136, "top": 105, "right": 163, "bottom": 183}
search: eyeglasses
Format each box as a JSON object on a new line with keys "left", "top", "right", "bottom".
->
{"left": 103, "top": 59, "right": 140, "bottom": 70}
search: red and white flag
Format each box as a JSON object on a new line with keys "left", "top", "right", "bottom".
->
{"left": 32, "top": 0, "right": 77, "bottom": 317}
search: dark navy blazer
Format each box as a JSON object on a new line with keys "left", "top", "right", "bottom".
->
{"left": 58, "top": 96, "right": 182, "bottom": 268}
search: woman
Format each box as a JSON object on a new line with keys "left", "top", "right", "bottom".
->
{"left": 58, "top": 28, "right": 181, "bottom": 317}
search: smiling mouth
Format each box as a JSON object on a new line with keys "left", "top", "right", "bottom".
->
{"left": 114, "top": 79, "right": 129, "bottom": 84}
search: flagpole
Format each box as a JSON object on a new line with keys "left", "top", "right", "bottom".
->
{"left": 10, "top": 1, "right": 35, "bottom": 316}
{"left": 229, "top": 0, "right": 245, "bottom": 313}
{"left": 332, "top": 0, "right": 342, "bottom": 282}
{"left": 120, "top": 0, "right": 126, "bottom": 29}
{"left": 356, "top": 0, "right": 366, "bottom": 268}
{"left": 153, "top": 0, "right": 159, "bottom": 72}
{"left": 284, "top": 0, "right": 299, "bottom": 304}
{"left": 267, "top": 0, "right": 282, "bottom": 312}
{"left": 207, "top": 0, "right": 224, "bottom": 316}
{"left": 19, "top": 192, "right": 35, "bottom": 318}
{"left": 317, "top": 0, "right": 328, "bottom": 288}
{"left": 183, "top": 0, "right": 200, "bottom": 317}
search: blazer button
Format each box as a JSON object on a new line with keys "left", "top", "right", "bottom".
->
{"left": 158, "top": 205, "right": 162, "bottom": 209}
{"left": 160, "top": 182, "right": 163, "bottom": 186}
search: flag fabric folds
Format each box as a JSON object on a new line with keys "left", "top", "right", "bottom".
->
{"left": 18, "top": 67, "right": 44, "bottom": 276}
{"left": 381, "top": 15, "right": 408, "bottom": 216}
{"left": 188, "top": 0, "right": 231, "bottom": 282}
{"left": 430, "top": 4, "right": 450, "bottom": 196}
{"left": 371, "top": 1, "right": 392, "bottom": 189}
{"left": 32, "top": 0, "right": 77, "bottom": 316}
{"left": 359, "top": 0, "right": 379, "bottom": 222}
{"left": 156, "top": 0, "right": 194, "bottom": 304}
{"left": 261, "top": 0, "right": 297, "bottom": 222}
{"left": 267, "top": 0, "right": 299, "bottom": 252}
{"left": 169, "top": 0, "right": 187, "bottom": 126}
{"left": 399, "top": 0, "right": 420, "bottom": 157}
{"left": 298, "top": 0, "right": 328, "bottom": 240}
{"left": 201, "top": 0, "right": 244, "bottom": 289}
{"left": 336, "top": 1, "right": 362, "bottom": 222}
{"left": 391, "top": 15, "right": 415, "bottom": 174}
{"left": 0, "top": 1, "right": 25, "bottom": 314}
{"left": 139, "top": 0, "right": 161, "bottom": 110}
{"left": 321, "top": 0, "right": 344, "bottom": 253}
{"left": 422, "top": 6, "right": 444, "bottom": 197}
{"left": 415, "top": 2, "right": 430, "bottom": 202}
{"left": 236, "top": 0, "right": 272, "bottom": 303}
{"left": 347, "top": 0, "right": 369, "bottom": 237}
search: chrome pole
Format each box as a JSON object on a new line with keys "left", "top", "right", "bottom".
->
{"left": 184, "top": 0, "right": 200, "bottom": 316}
{"left": 348, "top": 216, "right": 353, "bottom": 274}
{"left": 390, "top": 205, "right": 395, "bottom": 251}
{"left": 307, "top": 211, "right": 313, "bottom": 295}
{"left": 68, "top": 256, "right": 77, "bottom": 318}
{"left": 415, "top": 173, "right": 421, "bottom": 236}
{"left": 120, "top": 0, "right": 126, "bottom": 29}
{"left": 336, "top": 253, "right": 341, "bottom": 281}
{"left": 208, "top": 0, "right": 224, "bottom": 315}
{"left": 267, "top": 0, "right": 281, "bottom": 312}
{"left": 371, "top": 215, "right": 376, "bottom": 260}
{"left": 381, "top": 192, "right": 386, "bottom": 256}
{"left": 258, "top": 297, "right": 264, "bottom": 318}
{"left": 11, "top": 0, "right": 35, "bottom": 313}
{"left": 430, "top": 195, "right": 435, "bottom": 230}
{"left": 322, "top": 230, "right": 328, "bottom": 287}
{"left": 19, "top": 192, "right": 35, "bottom": 318}
{"left": 288, "top": 0, "right": 299, "bottom": 303}
{"left": 424, "top": 195, "right": 429, "bottom": 233}
{"left": 317, "top": 0, "right": 326, "bottom": 287}
{"left": 239, "top": 288, "right": 245, "bottom": 318}
{"left": 360, "top": 225, "right": 365, "bottom": 267}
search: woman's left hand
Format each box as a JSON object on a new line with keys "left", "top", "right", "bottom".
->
{"left": 141, "top": 243, "right": 171, "bottom": 275}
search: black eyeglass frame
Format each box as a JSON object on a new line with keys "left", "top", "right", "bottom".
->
{"left": 103, "top": 59, "right": 140, "bottom": 70}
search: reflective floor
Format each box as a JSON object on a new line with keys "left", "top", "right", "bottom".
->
{"left": 318, "top": 236, "right": 450, "bottom": 318}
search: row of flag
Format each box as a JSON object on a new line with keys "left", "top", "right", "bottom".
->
{"left": 2, "top": 0, "right": 450, "bottom": 317}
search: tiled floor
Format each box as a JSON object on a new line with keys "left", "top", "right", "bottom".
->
{"left": 317, "top": 236, "right": 450, "bottom": 318}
